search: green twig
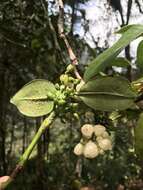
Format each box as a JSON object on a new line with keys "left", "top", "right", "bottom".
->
{"left": 1, "top": 111, "right": 55, "bottom": 190}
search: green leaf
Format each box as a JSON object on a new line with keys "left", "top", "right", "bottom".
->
{"left": 137, "top": 40, "right": 143, "bottom": 69}
{"left": 108, "top": 57, "right": 130, "bottom": 68}
{"left": 135, "top": 113, "right": 143, "bottom": 159}
{"left": 116, "top": 24, "right": 135, "bottom": 34}
{"left": 84, "top": 24, "right": 143, "bottom": 82}
{"left": 79, "top": 76, "right": 137, "bottom": 111}
{"left": 10, "top": 79, "right": 57, "bottom": 117}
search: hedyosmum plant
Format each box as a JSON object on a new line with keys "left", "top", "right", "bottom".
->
{"left": 2, "top": 24, "right": 143, "bottom": 189}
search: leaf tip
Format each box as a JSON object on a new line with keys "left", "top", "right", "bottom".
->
{"left": 10, "top": 96, "right": 16, "bottom": 105}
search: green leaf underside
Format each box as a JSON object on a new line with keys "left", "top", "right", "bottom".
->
{"left": 116, "top": 24, "right": 135, "bottom": 34}
{"left": 79, "top": 76, "right": 137, "bottom": 111}
{"left": 10, "top": 79, "right": 56, "bottom": 117}
{"left": 84, "top": 25, "right": 143, "bottom": 82}
{"left": 137, "top": 40, "right": 143, "bottom": 69}
{"left": 135, "top": 113, "right": 143, "bottom": 159}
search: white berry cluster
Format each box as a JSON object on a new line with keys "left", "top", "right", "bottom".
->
{"left": 74, "top": 124, "right": 112, "bottom": 159}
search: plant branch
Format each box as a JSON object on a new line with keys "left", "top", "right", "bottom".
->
{"left": 1, "top": 111, "right": 55, "bottom": 190}
{"left": 56, "top": 0, "right": 83, "bottom": 80}
{"left": 40, "top": 0, "right": 67, "bottom": 65}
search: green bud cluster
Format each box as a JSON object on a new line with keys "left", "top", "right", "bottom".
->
{"left": 58, "top": 68, "right": 81, "bottom": 106}
{"left": 74, "top": 124, "right": 112, "bottom": 159}
{"left": 56, "top": 65, "right": 82, "bottom": 119}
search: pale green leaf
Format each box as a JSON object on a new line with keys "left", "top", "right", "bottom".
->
{"left": 84, "top": 25, "right": 143, "bottom": 82}
{"left": 137, "top": 40, "right": 143, "bottom": 69}
{"left": 79, "top": 76, "right": 137, "bottom": 111}
{"left": 116, "top": 24, "right": 135, "bottom": 34}
{"left": 10, "top": 79, "right": 57, "bottom": 117}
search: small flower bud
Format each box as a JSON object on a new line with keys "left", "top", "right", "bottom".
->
{"left": 74, "top": 143, "right": 84, "bottom": 156}
{"left": 68, "top": 77, "right": 75, "bottom": 82}
{"left": 60, "top": 85, "right": 65, "bottom": 91}
{"left": 73, "top": 113, "right": 79, "bottom": 120}
{"left": 94, "top": 124, "right": 106, "bottom": 136}
{"left": 81, "top": 124, "right": 94, "bottom": 139}
{"left": 60, "top": 74, "right": 69, "bottom": 85}
{"left": 55, "top": 83, "right": 60, "bottom": 90}
{"left": 83, "top": 141, "right": 99, "bottom": 159}
{"left": 74, "top": 79, "right": 80, "bottom": 85}
{"left": 99, "top": 149, "right": 105, "bottom": 155}
{"left": 98, "top": 138, "right": 112, "bottom": 151}
{"left": 85, "top": 111, "right": 94, "bottom": 119}
{"left": 66, "top": 64, "right": 74, "bottom": 73}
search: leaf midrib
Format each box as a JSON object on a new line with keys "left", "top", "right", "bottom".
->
{"left": 79, "top": 91, "right": 136, "bottom": 98}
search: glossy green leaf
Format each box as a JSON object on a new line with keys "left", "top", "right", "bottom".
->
{"left": 137, "top": 40, "right": 143, "bottom": 69}
{"left": 108, "top": 57, "right": 130, "bottom": 68}
{"left": 112, "top": 58, "right": 130, "bottom": 68}
{"left": 135, "top": 113, "right": 143, "bottom": 159}
{"left": 10, "top": 79, "right": 57, "bottom": 117}
{"left": 79, "top": 76, "right": 137, "bottom": 111}
{"left": 84, "top": 25, "right": 143, "bottom": 82}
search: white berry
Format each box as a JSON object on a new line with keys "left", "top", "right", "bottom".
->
{"left": 96, "top": 136, "right": 104, "bottom": 142}
{"left": 83, "top": 141, "right": 99, "bottom": 159}
{"left": 94, "top": 124, "right": 106, "bottom": 136}
{"left": 74, "top": 143, "right": 84, "bottom": 156}
{"left": 102, "top": 131, "right": 110, "bottom": 138}
{"left": 81, "top": 124, "right": 94, "bottom": 139}
{"left": 98, "top": 138, "right": 112, "bottom": 151}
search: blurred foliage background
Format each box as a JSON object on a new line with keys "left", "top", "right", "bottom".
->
{"left": 0, "top": 0, "right": 143, "bottom": 189}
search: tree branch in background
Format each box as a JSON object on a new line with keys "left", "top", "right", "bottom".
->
{"left": 1, "top": 34, "right": 27, "bottom": 48}
{"left": 56, "top": 0, "right": 83, "bottom": 80}
{"left": 135, "top": 0, "right": 143, "bottom": 13}
{"left": 0, "top": 112, "right": 55, "bottom": 190}
{"left": 108, "top": 0, "right": 125, "bottom": 26}
{"left": 126, "top": 0, "right": 132, "bottom": 25}
{"left": 40, "top": 0, "right": 67, "bottom": 65}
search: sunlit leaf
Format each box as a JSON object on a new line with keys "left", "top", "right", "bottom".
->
{"left": 132, "top": 77, "right": 143, "bottom": 93}
{"left": 10, "top": 79, "right": 57, "bottom": 117}
{"left": 84, "top": 25, "right": 143, "bottom": 82}
{"left": 116, "top": 24, "right": 135, "bottom": 34}
{"left": 137, "top": 40, "right": 143, "bottom": 69}
{"left": 79, "top": 76, "right": 137, "bottom": 111}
